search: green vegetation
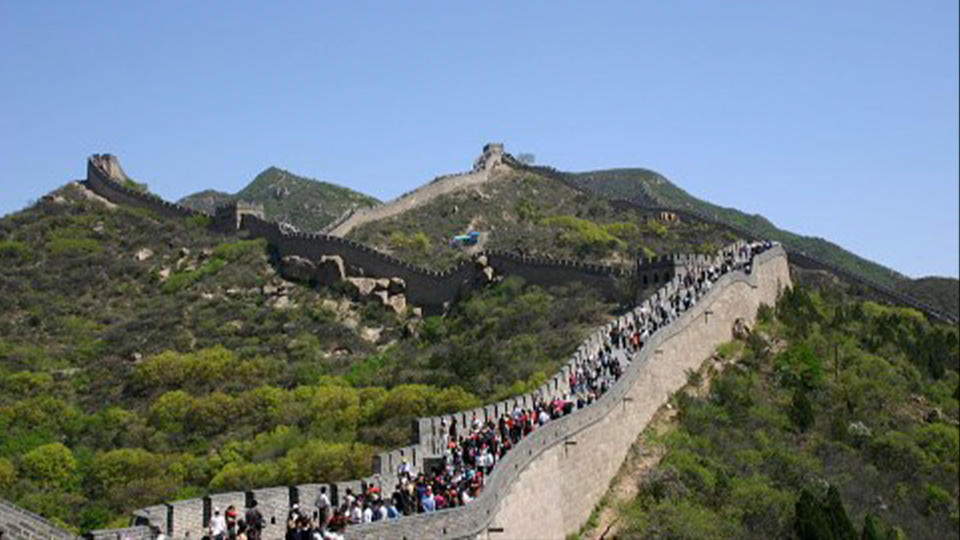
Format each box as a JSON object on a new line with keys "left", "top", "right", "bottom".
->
{"left": 122, "top": 178, "right": 149, "bottom": 193}
{"left": 387, "top": 230, "right": 430, "bottom": 253}
{"left": 370, "top": 276, "right": 613, "bottom": 398}
{"left": 348, "top": 170, "right": 736, "bottom": 269}
{"left": 895, "top": 277, "right": 960, "bottom": 322}
{"left": 179, "top": 167, "right": 380, "bottom": 232}
{"left": 0, "top": 185, "right": 613, "bottom": 530}
{"left": 566, "top": 168, "right": 959, "bottom": 320}
{"left": 608, "top": 287, "right": 959, "bottom": 539}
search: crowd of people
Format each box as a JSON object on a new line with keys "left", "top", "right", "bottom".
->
{"left": 192, "top": 241, "right": 773, "bottom": 539}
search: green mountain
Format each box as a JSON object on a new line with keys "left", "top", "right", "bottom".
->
{"left": 179, "top": 167, "right": 380, "bottom": 232}
{"left": 559, "top": 167, "right": 957, "bottom": 320}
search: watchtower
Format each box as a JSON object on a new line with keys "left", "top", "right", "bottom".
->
{"left": 473, "top": 143, "right": 505, "bottom": 172}
{"left": 212, "top": 200, "right": 265, "bottom": 232}
{"left": 635, "top": 253, "right": 714, "bottom": 293}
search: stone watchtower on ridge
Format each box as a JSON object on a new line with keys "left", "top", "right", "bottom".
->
{"left": 473, "top": 143, "right": 506, "bottom": 172}
{"left": 212, "top": 200, "right": 266, "bottom": 232}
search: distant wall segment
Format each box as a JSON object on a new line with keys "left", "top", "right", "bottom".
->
{"left": 85, "top": 154, "right": 642, "bottom": 311}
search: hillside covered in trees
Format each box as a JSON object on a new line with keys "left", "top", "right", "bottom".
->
{"left": 0, "top": 184, "right": 612, "bottom": 530}
{"left": 585, "top": 287, "right": 958, "bottom": 539}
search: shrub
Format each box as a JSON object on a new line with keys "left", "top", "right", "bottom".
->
{"left": 789, "top": 388, "right": 815, "bottom": 432}
{"left": 540, "top": 215, "right": 622, "bottom": 257}
{"left": 22, "top": 442, "right": 77, "bottom": 489}
{"left": 0, "top": 239, "right": 31, "bottom": 261}
{"left": 212, "top": 239, "right": 266, "bottom": 261}
{"left": 0, "top": 457, "right": 16, "bottom": 492}
{"left": 45, "top": 236, "right": 101, "bottom": 255}
{"left": 184, "top": 214, "right": 212, "bottom": 229}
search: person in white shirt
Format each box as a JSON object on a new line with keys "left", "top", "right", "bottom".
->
{"left": 209, "top": 507, "right": 227, "bottom": 539}
{"left": 314, "top": 486, "right": 330, "bottom": 525}
{"left": 349, "top": 502, "right": 362, "bottom": 524}
{"left": 362, "top": 504, "right": 373, "bottom": 523}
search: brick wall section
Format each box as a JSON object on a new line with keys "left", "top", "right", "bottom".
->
{"left": 84, "top": 527, "right": 153, "bottom": 540}
{"left": 85, "top": 155, "right": 199, "bottom": 220}
{"left": 168, "top": 499, "right": 203, "bottom": 538}
{"left": 114, "top": 246, "right": 782, "bottom": 538}
{"left": 0, "top": 498, "right": 77, "bottom": 540}
{"left": 345, "top": 246, "right": 790, "bottom": 539}
{"left": 326, "top": 167, "right": 495, "bottom": 237}
{"left": 241, "top": 215, "right": 637, "bottom": 311}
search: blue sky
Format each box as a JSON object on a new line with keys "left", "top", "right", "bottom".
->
{"left": 1, "top": 1, "right": 957, "bottom": 278}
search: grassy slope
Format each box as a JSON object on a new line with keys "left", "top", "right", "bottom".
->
{"left": 596, "top": 288, "right": 959, "bottom": 539}
{"left": 0, "top": 184, "right": 612, "bottom": 530}
{"left": 180, "top": 167, "right": 380, "bottom": 232}
{"left": 346, "top": 169, "right": 739, "bottom": 270}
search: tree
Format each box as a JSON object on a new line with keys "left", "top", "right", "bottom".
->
{"left": 0, "top": 457, "right": 16, "bottom": 492}
{"left": 794, "top": 486, "right": 856, "bottom": 540}
{"left": 515, "top": 152, "right": 535, "bottom": 165}
{"left": 21, "top": 443, "right": 77, "bottom": 490}
{"left": 790, "top": 388, "right": 815, "bottom": 432}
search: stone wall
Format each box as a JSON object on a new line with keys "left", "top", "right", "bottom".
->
{"left": 326, "top": 144, "right": 509, "bottom": 237}
{"left": 115, "top": 245, "right": 786, "bottom": 539}
{"left": 0, "top": 498, "right": 77, "bottom": 540}
{"left": 85, "top": 155, "right": 200, "bottom": 220}
{"left": 346, "top": 245, "right": 790, "bottom": 540}
{"left": 241, "top": 215, "right": 639, "bottom": 311}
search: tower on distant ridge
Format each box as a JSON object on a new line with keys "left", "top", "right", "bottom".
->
{"left": 473, "top": 143, "right": 505, "bottom": 172}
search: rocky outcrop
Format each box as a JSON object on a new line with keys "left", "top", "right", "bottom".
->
{"left": 280, "top": 255, "right": 316, "bottom": 281}
{"left": 318, "top": 255, "right": 346, "bottom": 285}
{"left": 348, "top": 277, "right": 408, "bottom": 314}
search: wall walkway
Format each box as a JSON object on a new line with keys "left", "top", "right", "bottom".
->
{"left": 345, "top": 246, "right": 789, "bottom": 540}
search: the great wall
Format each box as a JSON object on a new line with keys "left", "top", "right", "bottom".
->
{"left": 0, "top": 144, "right": 943, "bottom": 539}
{"left": 501, "top": 157, "right": 958, "bottom": 325}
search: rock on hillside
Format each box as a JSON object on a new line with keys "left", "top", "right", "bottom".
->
{"left": 179, "top": 167, "right": 379, "bottom": 232}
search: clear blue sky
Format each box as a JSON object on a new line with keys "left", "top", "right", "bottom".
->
{"left": 1, "top": 1, "right": 957, "bottom": 278}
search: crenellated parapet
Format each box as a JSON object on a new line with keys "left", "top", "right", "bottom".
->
{"left": 86, "top": 155, "right": 201, "bottom": 220}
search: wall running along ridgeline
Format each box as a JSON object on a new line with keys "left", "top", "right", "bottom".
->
{"left": 503, "top": 157, "right": 957, "bottom": 324}
{"left": 84, "top": 154, "right": 667, "bottom": 312}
